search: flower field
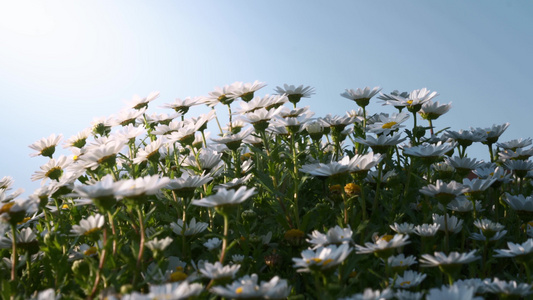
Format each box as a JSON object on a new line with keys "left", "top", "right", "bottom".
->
{"left": 2, "top": 82, "right": 533, "bottom": 299}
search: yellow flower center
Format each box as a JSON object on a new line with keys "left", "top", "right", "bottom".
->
{"left": 73, "top": 155, "right": 79, "bottom": 161}
{"left": 400, "top": 281, "right": 411, "bottom": 286}
{"left": 84, "top": 228, "right": 100, "bottom": 236}
{"left": 284, "top": 229, "right": 305, "bottom": 239}
{"left": 306, "top": 258, "right": 334, "bottom": 266}
{"left": 169, "top": 271, "right": 188, "bottom": 282}
{"left": 0, "top": 202, "right": 15, "bottom": 214}
{"left": 84, "top": 246, "right": 97, "bottom": 256}
{"left": 406, "top": 100, "right": 414, "bottom": 105}
{"left": 329, "top": 184, "right": 342, "bottom": 193}
{"left": 18, "top": 217, "right": 31, "bottom": 224}
{"left": 236, "top": 287, "right": 243, "bottom": 294}
{"left": 380, "top": 235, "right": 394, "bottom": 242}
{"left": 382, "top": 122, "right": 397, "bottom": 129}
{"left": 62, "top": 204, "right": 69, "bottom": 210}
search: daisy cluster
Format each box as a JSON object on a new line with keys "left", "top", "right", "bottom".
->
{"left": 2, "top": 81, "right": 533, "bottom": 299}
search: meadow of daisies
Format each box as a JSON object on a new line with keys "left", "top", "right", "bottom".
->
{"left": 2, "top": 82, "right": 533, "bottom": 299}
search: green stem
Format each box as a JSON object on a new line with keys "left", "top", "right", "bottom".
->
{"left": 524, "top": 262, "right": 531, "bottom": 284}
{"left": 226, "top": 104, "right": 233, "bottom": 132}
{"left": 219, "top": 215, "right": 229, "bottom": 263}
{"left": 403, "top": 157, "right": 413, "bottom": 200}
{"left": 107, "top": 211, "right": 117, "bottom": 256}
{"left": 371, "top": 161, "right": 384, "bottom": 219}
{"left": 444, "top": 213, "right": 450, "bottom": 253}
{"left": 291, "top": 134, "right": 301, "bottom": 229}
{"left": 10, "top": 224, "right": 17, "bottom": 282}
{"left": 133, "top": 207, "right": 145, "bottom": 287}
{"left": 89, "top": 227, "right": 107, "bottom": 300}
{"left": 488, "top": 144, "right": 495, "bottom": 163}
{"left": 212, "top": 108, "right": 224, "bottom": 135}
{"left": 360, "top": 183, "right": 367, "bottom": 222}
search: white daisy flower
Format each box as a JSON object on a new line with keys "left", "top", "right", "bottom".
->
{"left": 307, "top": 225, "right": 353, "bottom": 249}
{"left": 419, "top": 100, "right": 452, "bottom": 120}
{"left": 390, "top": 270, "right": 427, "bottom": 289}
{"left": 340, "top": 86, "right": 382, "bottom": 108}
{"left": 211, "top": 274, "right": 290, "bottom": 300}
{"left": 274, "top": 84, "right": 315, "bottom": 106}
{"left": 191, "top": 186, "right": 256, "bottom": 208}
{"left": 339, "top": 288, "right": 393, "bottom": 300}
{"left": 147, "top": 281, "right": 203, "bottom": 300}
{"left": 226, "top": 80, "right": 267, "bottom": 102}
{"left": 494, "top": 239, "right": 533, "bottom": 259}
{"left": 387, "top": 254, "right": 417, "bottom": 269}
{"left": 160, "top": 96, "right": 204, "bottom": 114}
{"left": 31, "top": 156, "right": 71, "bottom": 183}
{"left": 496, "top": 138, "right": 532, "bottom": 151}
{"left": 413, "top": 224, "right": 440, "bottom": 237}
{"left": 170, "top": 218, "right": 208, "bottom": 236}
{"left": 432, "top": 214, "right": 463, "bottom": 234}
{"left": 126, "top": 91, "right": 159, "bottom": 110}
{"left": 389, "top": 222, "right": 415, "bottom": 234}
{"left": 355, "top": 234, "right": 410, "bottom": 258}
{"left": 199, "top": 261, "right": 240, "bottom": 280}
{"left": 420, "top": 250, "right": 480, "bottom": 267}
{"left": 70, "top": 214, "right": 105, "bottom": 236}
{"left": 145, "top": 237, "right": 173, "bottom": 252}
{"left": 115, "top": 175, "right": 170, "bottom": 198}
{"left": 367, "top": 112, "right": 410, "bottom": 135}
{"left": 29, "top": 133, "right": 63, "bottom": 158}
{"left": 484, "top": 277, "right": 533, "bottom": 297}
{"left": 426, "top": 284, "right": 476, "bottom": 300}
{"left": 293, "top": 244, "right": 352, "bottom": 273}
{"left": 203, "top": 238, "right": 222, "bottom": 251}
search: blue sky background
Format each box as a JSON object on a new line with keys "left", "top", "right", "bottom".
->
{"left": 1, "top": 0, "right": 532, "bottom": 197}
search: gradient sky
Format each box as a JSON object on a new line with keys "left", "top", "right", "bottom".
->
{"left": 1, "top": 0, "right": 532, "bottom": 197}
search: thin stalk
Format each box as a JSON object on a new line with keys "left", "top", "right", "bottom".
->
{"left": 524, "top": 262, "right": 532, "bottom": 284}
{"left": 488, "top": 144, "right": 495, "bottom": 163}
{"left": 212, "top": 108, "right": 224, "bottom": 135}
{"left": 360, "top": 183, "right": 367, "bottom": 222}
{"left": 133, "top": 207, "right": 145, "bottom": 287}
{"left": 219, "top": 215, "right": 229, "bottom": 263}
{"left": 362, "top": 107, "right": 367, "bottom": 139}
{"left": 343, "top": 193, "right": 348, "bottom": 226}
{"left": 226, "top": 104, "right": 233, "bottom": 132}
{"left": 10, "top": 224, "right": 17, "bottom": 282}
{"left": 107, "top": 211, "right": 117, "bottom": 256}
{"left": 290, "top": 134, "right": 301, "bottom": 229}
{"left": 371, "top": 161, "right": 384, "bottom": 219}
{"left": 89, "top": 227, "right": 107, "bottom": 299}
{"left": 444, "top": 213, "right": 450, "bottom": 253}
{"left": 403, "top": 157, "right": 413, "bottom": 200}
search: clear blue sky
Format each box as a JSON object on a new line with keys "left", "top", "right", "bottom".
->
{"left": 1, "top": 0, "right": 532, "bottom": 196}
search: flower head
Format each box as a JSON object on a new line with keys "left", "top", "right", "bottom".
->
{"left": 420, "top": 250, "right": 480, "bottom": 267}
{"left": 29, "top": 133, "right": 63, "bottom": 158}
{"left": 307, "top": 225, "right": 353, "bottom": 249}
{"left": 210, "top": 274, "right": 290, "bottom": 299}
{"left": 199, "top": 261, "right": 240, "bottom": 280}
{"left": 192, "top": 186, "right": 256, "bottom": 208}
{"left": 340, "top": 86, "right": 382, "bottom": 108}
{"left": 170, "top": 217, "right": 208, "bottom": 236}
{"left": 390, "top": 270, "right": 427, "bottom": 289}
{"left": 274, "top": 84, "right": 315, "bottom": 106}
{"left": 293, "top": 244, "right": 352, "bottom": 273}
{"left": 70, "top": 214, "right": 105, "bottom": 236}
